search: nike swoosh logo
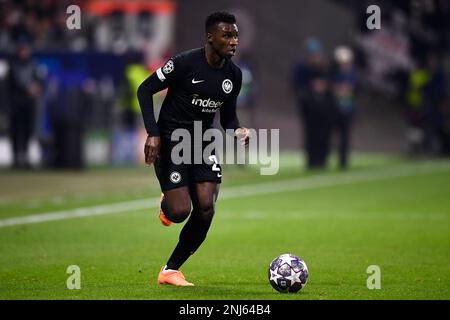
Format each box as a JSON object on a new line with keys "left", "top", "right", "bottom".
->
{"left": 192, "top": 78, "right": 205, "bottom": 84}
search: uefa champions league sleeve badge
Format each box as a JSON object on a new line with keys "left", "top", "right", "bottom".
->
{"left": 162, "top": 60, "right": 174, "bottom": 74}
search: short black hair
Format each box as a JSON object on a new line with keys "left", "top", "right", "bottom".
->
{"left": 205, "top": 11, "right": 236, "bottom": 33}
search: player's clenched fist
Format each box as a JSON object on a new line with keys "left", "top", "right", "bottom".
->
{"left": 144, "top": 135, "right": 160, "bottom": 165}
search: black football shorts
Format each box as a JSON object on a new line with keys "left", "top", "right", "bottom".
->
{"left": 154, "top": 138, "right": 222, "bottom": 191}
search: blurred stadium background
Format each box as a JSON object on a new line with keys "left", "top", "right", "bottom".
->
{"left": 0, "top": 0, "right": 449, "bottom": 300}
{"left": 0, "top": 0, "right": 448, "bottom": 168}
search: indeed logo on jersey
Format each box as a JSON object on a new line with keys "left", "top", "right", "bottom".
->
{"left": 191, "top": 94, "right": 223, "bottom": 113}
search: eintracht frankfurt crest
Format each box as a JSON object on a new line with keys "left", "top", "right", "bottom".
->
{"left": 169, "top": 171, "right": 181, "bottom": 183}
{"left": 222, "top": 79, "right": 233, "bottom": 94}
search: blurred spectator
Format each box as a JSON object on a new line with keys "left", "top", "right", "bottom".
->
{"left": 112, "top": 58, "right": 150, "bottom": 166}
{"left": 422, "top": 51, "right": 448, "bottom": 155}
{"left": 0, "top": 59, "right": 8, "bottom": 135}
{"left": 405, "top": 59, "right": 428, "bottom": 155}
{"left": 332, "top": 45, "right": 357, "bottom": 169}
{"left": 7, "top": 39, "right": 42, "bottom": 169}
{"left": 120, "top": 58, "right": 150, "bottom": 130}
{"left": 300, "top": 69, "right": 334, "bottom": 169}
{"left": 47, "top": 59, "right": 89, "bottom": 169}
{"left": 292, "top": 37, "right": 327, "bottom": 102}
{"left": 292, "top": 38, "right": 333, "bottom": 169}
{"left": 404, "top": 50, "right": 448, "bottom": 156}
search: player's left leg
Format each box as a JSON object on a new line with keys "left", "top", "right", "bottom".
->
{"left": 157, "top": 182, "right": 218, "bottom": 286}
{"left": 164, "top": 182, "right": 219, "bottom": 270}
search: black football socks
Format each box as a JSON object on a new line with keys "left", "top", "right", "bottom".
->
{"left": 166, "top": 209, "right": 212, "bottom": 270}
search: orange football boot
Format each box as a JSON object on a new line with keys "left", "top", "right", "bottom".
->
{"left": 159, "top": 193, "right": 172, "bottom": 226}
{"left": 157, "top": 267, "right": 194, "bottom": 286}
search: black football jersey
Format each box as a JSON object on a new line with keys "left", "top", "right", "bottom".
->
{"left": 155, "top": 47, "right": 242, "bottom": 138}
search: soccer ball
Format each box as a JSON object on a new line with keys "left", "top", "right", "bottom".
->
{"left": 268, "top": 253, "right": 308, "bottom": 293}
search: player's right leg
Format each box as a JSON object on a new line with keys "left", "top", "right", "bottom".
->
{"left": 154, "top": 150, "right": 191, "bottom": 225}
{"left": 159, "top": 186, "right": 191, "bottom": 224}
{"left": 158, "top": 192, "right": 171, "bottom": 226}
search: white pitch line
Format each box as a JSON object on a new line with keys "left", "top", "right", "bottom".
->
{"left": 219, "top": 161, "right": 450, "bottom": 199}
{"left": 0, "top": 161, "right": 449, "bottom": 228}
{"left": 0, "top": 199, "right": 157, "bottom": 228}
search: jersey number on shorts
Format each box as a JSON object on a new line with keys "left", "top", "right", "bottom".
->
{"left": 209, "top": 155, "right": 222, "bottom": 178}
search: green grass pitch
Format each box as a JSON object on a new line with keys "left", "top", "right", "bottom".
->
{"left": 0, "top": 153, "right": 449, "bottom": 299}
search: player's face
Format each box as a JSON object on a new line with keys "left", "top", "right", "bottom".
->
{"left": 208, "top": 22, "right": 239, "bottom": 59}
